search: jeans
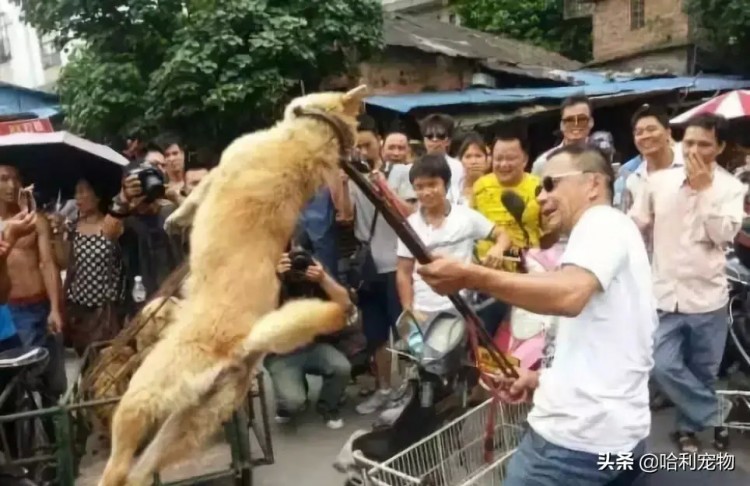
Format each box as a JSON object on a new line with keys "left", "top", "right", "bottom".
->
{"left": 8, "top": 300, "right": 68, "bottom": 403}
{"left": 265, "top": 343, "right": 351, "bottom": 414}
{"left": 504, "top": 428, "right": 646, "bottom": 486}
{"left": 652, "top": 307, "right": 728, "bottom": 433}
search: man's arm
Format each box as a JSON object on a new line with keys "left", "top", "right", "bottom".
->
{"left": 628, "top": 177, "right": 652, "bottom": 233}
{"left": 688, "top": 180, "right": 745, "bottom": 246}
{"left": 36, "top": 216, "right": 63, "bottom": 326}
{"left": 318, "top": 271, "right": 352, "bottom": 309}
{"left": 0, "top": 250, "right": 10, "bottom": 304}
{"left": 338, "top": 175, "right": 355, "bottom": 222}
{"left": 464, "top": 264, "right": 601, "bottom": 317}
{"left": 396, "top": 257, "right": 415, "bottom": 311}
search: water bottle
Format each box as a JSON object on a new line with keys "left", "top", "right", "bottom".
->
{"left": 132, "top": 276, "right": 147, "bottom": 303}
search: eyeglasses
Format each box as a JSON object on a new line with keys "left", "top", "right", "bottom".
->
{"left": 425, "top": 132, "right": 448, "bottom": 141}
{"left": 561, "top": 115, "right": 590, "bottom": 127}
{"left": 535, "top": 171, "right": 584, "bottom": 197}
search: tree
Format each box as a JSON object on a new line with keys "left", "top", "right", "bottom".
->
{"left": 452, "top": 0, "right": 592, "bottom": 63}
{"left": 685, "top": 0, "right": 750, "bottom": 72}
{"left": 16, "top": 0, "right": 383, "bottom": 146}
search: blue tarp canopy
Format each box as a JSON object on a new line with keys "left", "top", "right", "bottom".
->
{"left": 0, "top": 82, "right": 61, "bottom": 119}
{"left": 365, "top": 76, "right": 750, "bottom": 114}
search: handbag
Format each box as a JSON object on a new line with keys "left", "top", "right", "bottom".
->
{"left": 347, "top": 165, "right": 393, "bottom": 290}
{"left": 347, "top": 209, "right": 380, "bottom": 290}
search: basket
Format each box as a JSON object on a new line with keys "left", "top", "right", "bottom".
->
{"left": 354, "top": 399, "right": 530, "bottom": 486}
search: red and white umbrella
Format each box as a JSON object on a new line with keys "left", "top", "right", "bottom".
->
{"left": 671, "top": 89, "right": 750, "bottom": 124}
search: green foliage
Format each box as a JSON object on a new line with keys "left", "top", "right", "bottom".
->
{"left": 685, "top": 0, "right": 750, "bottom": 70}
{"left": 452, "top": 0, "right": 592, "bottom": 62}
{"left": 17, "top": 0, "right": 383, "bottom": 146}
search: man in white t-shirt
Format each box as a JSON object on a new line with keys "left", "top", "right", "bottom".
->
{"left": 395, "top": 154, "right": 508, "bottom": 318}
{"left": 417, "top": 145, "right": 657, "bottom": 486}
{"left": 419, "top": 114, "right": 466, "bottom": 205}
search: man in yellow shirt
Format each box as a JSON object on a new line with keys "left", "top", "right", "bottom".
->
{"left": 473, "top": 130, "right": 556, "bottom": 270}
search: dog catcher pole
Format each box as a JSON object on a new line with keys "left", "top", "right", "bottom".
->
{"left": 341, "top": 159, "right": 519, "bottom": 380}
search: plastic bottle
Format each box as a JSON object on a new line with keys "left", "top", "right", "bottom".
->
{"left": 132, "top": 276, "right": 147, "bottom": 303}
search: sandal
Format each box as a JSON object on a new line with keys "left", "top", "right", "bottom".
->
{"left": 670, "top": 431, "right": 700, "bottom": 453}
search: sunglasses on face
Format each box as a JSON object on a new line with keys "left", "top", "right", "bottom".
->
{"left": 561, "top": 115, "right": 590, "bottom": 127}
{"left": 535, "top": 171, "right": 584, "bottom": 197}
{"left": 425, "top": 132, "right": 448, "bottom": 141}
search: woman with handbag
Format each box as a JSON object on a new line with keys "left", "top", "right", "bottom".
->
{"left": 53, "top": 178, "right": 125, "bottom": 356}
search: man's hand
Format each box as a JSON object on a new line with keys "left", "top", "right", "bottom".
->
{"left": 120, "top": 175, "right": 143, "bottom": 202}
{"left": 304, "top": 260, "right": 325, "bottom": 283}
{"left": 416, "top": 255, "right": 471, "bottom": 295}
{"left": 0, "top": 241, "right": 12, "bottom": 260}
{"left": 482, "top": 244, "right": 505, "bottom": 269}
{"left": 3, "top": 210, "right": 37, "bottom": 246}
{"left": 685, "top": 152, "right": 713, "bottom": 192}
{"left": 47, "top": 309, "right": 63, "bottom": 334}
{"left": 46, "top": 213, "right": 65, "bottom": 236}
{"left": 276, "top": 253, "right": 291, "bottom": 275}
{"left": 497, "top": 368, "right": 539, "bottom": 404}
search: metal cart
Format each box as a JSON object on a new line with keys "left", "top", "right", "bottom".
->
{"left": 353, "top": 399, "right": 530, "bottom": 486}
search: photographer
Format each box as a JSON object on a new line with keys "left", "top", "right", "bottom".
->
{"left": 265, "top": 232, "right": 355, "bottom": 430}
{"left": 108, "top": 164, "right": 186, "bottom": 316}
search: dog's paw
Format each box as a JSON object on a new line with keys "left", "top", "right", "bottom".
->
{"left": 164, "top": 209, "right": 190, "bottom": 234}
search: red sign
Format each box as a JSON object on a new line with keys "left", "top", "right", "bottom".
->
{"left": 0, "top": 118, "right": 53, "bottom": 136}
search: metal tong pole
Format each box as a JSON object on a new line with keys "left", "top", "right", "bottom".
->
{"left": 341, "top": 160, "right": 518, "bottom": 380}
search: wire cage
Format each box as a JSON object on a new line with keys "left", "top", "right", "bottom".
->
{"left": 354, "top": 399, "right": 531, "bottom": 486}
{"left": 718, "top": 389, "right": 750, "bottom": 432}
{"left": 60, "top": 341, "right": 275, "bottom": 486}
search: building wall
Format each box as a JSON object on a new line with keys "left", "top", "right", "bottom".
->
{"left": 0, "top": 0, "right": 64, "bottom": 89}
{"left": 593, "top": 0, "right": 689, "bottom": 64}
{"left": 593, "top": 46, "right": 690, "bottom": 74}
{"left": 324, "top": 46, "right": 474, "bottom": 95}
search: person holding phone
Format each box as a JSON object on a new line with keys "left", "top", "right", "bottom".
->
{"left": 0, "top": 165, "right": 66, "bottom": 406}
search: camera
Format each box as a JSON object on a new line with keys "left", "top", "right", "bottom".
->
{"left": 130, "top": 165, "right": 166, "bottom": 203}
{"left": 288, "top": 249, "right": 314, "bottom": 273}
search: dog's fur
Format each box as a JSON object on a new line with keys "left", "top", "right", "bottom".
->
{"left": 99, "top": 86, "right": 368, "bottom": 486}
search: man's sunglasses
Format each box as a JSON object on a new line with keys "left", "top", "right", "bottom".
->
{"left": 561, "top": 115, "right": 590, "bottom": 127}
{"left": 425, "top": 132, "right": 448, "bottom": 141}
{"left": 535, "top": 171, "right": 584, "bottom": 197}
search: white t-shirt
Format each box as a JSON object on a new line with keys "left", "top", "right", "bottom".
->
{"left": 528, "top": 205, "right": 657, "bottom": 454}
{"left": 445, "top": 156, "right": 466, "bottom": 206}
{"left": 397, "top": 204, "right": 494, "bottom": 312}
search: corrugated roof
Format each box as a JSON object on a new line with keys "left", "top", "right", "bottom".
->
{"left": 365, "top": 76, "right": 750, "bottom": 113}
{"left": 384, "top": 13, "right": 581, "bottom": 71}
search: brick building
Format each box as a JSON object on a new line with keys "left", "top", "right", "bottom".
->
{"left": 325, "top": 13, "right": 580, "bottom": 95}
{"left": 583, "top": 0, "right": 692, "bottom": 73}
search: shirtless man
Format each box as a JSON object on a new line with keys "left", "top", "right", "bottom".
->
{"left": 0, "top": 165, "right": 66, "bottom": 402}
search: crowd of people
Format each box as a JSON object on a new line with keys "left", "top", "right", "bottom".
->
{"left": 0, "top": 91, "right": 745, "bottom": 485}
{"left": 276, "top": 95, "right": 747, "bottom": 484}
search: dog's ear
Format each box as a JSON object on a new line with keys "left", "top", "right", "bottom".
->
{"left": 341, "top": 85, "right": 368, "bottom": 116}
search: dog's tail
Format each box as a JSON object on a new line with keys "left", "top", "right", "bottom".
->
{"left": 179, "top": 299, "right": 346, "bottom": 408}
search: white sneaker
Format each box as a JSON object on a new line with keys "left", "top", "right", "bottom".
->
{"left": 356, "top": 389, "right": 392, "bottom": 415}
{"left": 323, "top": 410, "right": 345, "bottom": 429}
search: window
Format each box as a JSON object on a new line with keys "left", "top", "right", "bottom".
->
{"left": 631, "top": 0, "right": 645, "bottom": 30}
{"left": 0, "top": 14, "right": 11, "bottom": 64}
{"left": 41, "top": 37, "right": 61, "bottom": 69}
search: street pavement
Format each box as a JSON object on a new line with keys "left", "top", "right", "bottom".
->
{"left": 66, "top": 359, "right": 750, "bottom": 486}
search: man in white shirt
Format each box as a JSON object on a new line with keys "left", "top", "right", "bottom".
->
{"left": 630, "top": 114, "right": 745, "bottom": 453}
{"left": 618, "top": 105, "right": 684, "bottom": 213}
{"left": 339, "top": 115, "right": 416, "bottom": 415}
{"left": 419, "top": 114, "right": 466, "bottom": 205}
{"left": 532, "top": 95, "right": 594, "bottom": 175}
{"left": 417, "top": 145, "right": 656, "bottom": 485}
{"left": 395, "top": 154, "right": 507, "bottom": 318}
